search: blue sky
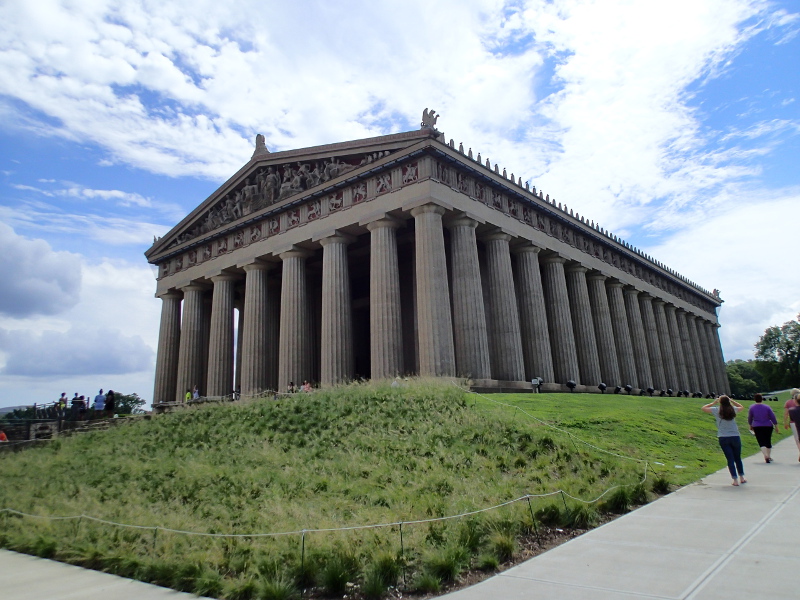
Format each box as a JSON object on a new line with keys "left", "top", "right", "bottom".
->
{"left": 0, "top": 0, "right": 798, "bottom": 408}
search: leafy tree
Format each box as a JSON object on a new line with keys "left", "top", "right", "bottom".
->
{"left": 114, "top": 393, "right": 147, "bottom": 415}
{"left": 726, "top": 359, "right": 763, "bottom": 397}
{"left": 755, "top": 314, "right": 800, "bottom": 390}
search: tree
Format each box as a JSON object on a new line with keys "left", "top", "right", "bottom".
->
{"left": 726, "top": 359, "right": 763, "bottom": 397}
{"left": 114, "top": 393, "right": 147, "bottom": 415}
{"left": 755, "top": 314, "right": 800, "bottom": 390}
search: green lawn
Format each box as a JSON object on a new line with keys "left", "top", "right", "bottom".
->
{"left": 0, "top": 381, "right": 788, "bottom": 599}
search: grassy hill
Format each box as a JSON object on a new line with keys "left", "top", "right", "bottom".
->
{"left": 0, "top": 381, "right": 788, "bottom": 599}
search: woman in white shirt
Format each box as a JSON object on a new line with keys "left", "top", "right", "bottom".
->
{"left": 702, "top": 395, "right": 746, "bottom": 486}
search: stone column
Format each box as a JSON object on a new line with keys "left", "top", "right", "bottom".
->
{"left": 653, "top": 300, "right": 678, "bottom": 391}
{"left": 676, "top": 309, "right": 700, "bottom": 393}
{"left": 687, "top": 314, "right": 710, "bottom": 393}
{"left": 278, "top": 247, "right": 313, "bottom": 391}
{"left": 411, "top": 204, "right": 455, "bottom": 377}
{"left": 240, "top": 262, "right": 271, "bottom": 397}
{"left": 565, "top": 264, "right": 602, "bottom": 386}
{"left": 697, "top": 319, "right": 720, "bottom": 394}
{"left": 175, "top": 284, "right": 205, "bottom": 402}
{"left": 513, "top": 244, "right": 555, "bottom": 383}
{"left": 482, "top": 231, "right": 525, "bottom": 381}
{"left": 235, "top": 303, "right": 243, "bottom": 394}
{"left": 320, "top": 233, "right": 354, "bottom": 386}
{"left": 152, "top": 292, "right": 182, "bottom": 405}
{"left": 664, "top": 304, "right": 690, "bottom": 392}
{"left": 639, "top": 294, "right": 665, "bottom": 390}
{"left": 540, "top": 254, "right": 580, "bottom": 384}
{"left": 206, "top": 274, "right": 236, "bottom": 397}
{"left": 606, "top": 281, "right": 638, "bottom": 388}
{"left": 367, "top": 218, "right": 405, "bottom": 380}
{"left": 586, "top": 273, "right": 621, "bottom": 386}
{"left": 266, "top": 277, "right": 281, "bottom": 390}
{"left": 711, "top": 323, "right": 731, "bottom": 395}
{"left": 624, "top": 287, "right": 652, "bottom": 389}
{"left": 446, "top": 216, "right": 490, "bottom": 379}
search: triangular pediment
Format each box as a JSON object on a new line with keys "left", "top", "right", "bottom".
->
{"left": 146, "top": 129, "right": 439, "bottom": 261}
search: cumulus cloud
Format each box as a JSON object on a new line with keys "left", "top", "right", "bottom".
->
{"left": 0, "top": 326, "right": 153, "bottom": 376}
{"left": 0, "top": 222, "right": 82, "bottom": 317}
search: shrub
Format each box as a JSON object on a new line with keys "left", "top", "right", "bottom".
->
{"left": 535, "top": 503, "right": 563, "bottom": 527}
{"left": 601, "top": 487, "right": 631, "bottom": 514}
{"left": 361, "top": 567, "right": 388, "bottom": 600}
{"left": 564, "top": 504, "right": 598, "bottom": 529}
{"left": 413, "top": 572, "right": 441, "bottom": 594}
{"left": 476, "top": 553, "right": 499, "bottom": 571}
{"left": 193, "top": 568, "right": 224, "bottom": 597}
{"left": 651, "top": 476, "right": 671, "bottom": 495}
{"left": 222, "top": 576, "right": 259, "bottom": 600}
{"left": 630, "top": 482, "right": 648, "bottom": 505}
{"left": 369, "top": 551, "right": 400, "bottom": 587}
{"left": 487, "top": 531, "right": 515, "bottom": 563}
{"left": 457, "top": 518, "right": 485, "bottom": 552}
{"left": 423, "top": 546, "right": 467, "bottom": 583}
{"left": 319, "top": 549, "right": 359, "bottom": 596}
{"left": 260, "top": 573, "right": 299, "bottom": 600}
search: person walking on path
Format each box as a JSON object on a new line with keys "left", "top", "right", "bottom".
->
{"left": 703, "top": 395, "right": 747, "bottom": 486}
{"left": 786, "top": 393, "right": 800, "bottom": 463}
{"left": 784, "top": 388, "right": 800, "bottom": 457}
{"left": 748, "top": 393, "right": 779, "bottom": 463}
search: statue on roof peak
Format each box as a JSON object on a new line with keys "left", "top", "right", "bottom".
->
{"left": 421, "top": 108, "right": 439, "bottom": 131}
{"left": 252, "top": 133, "right": 270, "bottom": 158}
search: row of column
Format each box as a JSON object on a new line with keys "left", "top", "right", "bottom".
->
{"left": 152, "top": 202, "right": 730, "bottom": 403}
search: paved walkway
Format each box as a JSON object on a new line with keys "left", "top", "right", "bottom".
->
{"left": 443, "top": 435, "right": 800, "bottom": 600}
{"left": 2, "top": 437, "right": 798, "bottom": 599}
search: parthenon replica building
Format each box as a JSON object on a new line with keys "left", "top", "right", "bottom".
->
{"left": 146, "top": 112, "right": 730, "bottom": 405}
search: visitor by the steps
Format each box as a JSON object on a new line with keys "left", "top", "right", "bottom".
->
{"left": 93, "top": 389, "right": 106, "bottom": 412}
{"left": 703, "top": 395, "right": 746, "bottom": 486}
{"left": 105, "top": 390, "right": 115, "bottom": 416}
{"left": 748, "top": 393, "right": 779, "bottom": 463}
{"left": 784, "top": 388, "right": 800, "bottom": 455}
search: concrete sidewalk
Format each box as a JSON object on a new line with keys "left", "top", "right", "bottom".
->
{"left": 444, "top": 435, "right": 800, "bottom": 600}
{"left": 1, "top": 438, "right": 798, "bottom": 600}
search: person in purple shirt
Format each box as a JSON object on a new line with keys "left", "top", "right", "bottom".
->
{"left": 748, "top": 393, "right": 779, "bottom": 463}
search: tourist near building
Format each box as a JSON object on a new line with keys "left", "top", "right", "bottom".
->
{"left": 146, "top": 111, "right": 730, "bottom": 406}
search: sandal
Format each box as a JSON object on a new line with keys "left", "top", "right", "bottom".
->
{"left": 732, "top": 480, "right": 739, "bottom": 486}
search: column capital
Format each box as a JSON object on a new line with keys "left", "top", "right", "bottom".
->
{"left": 278, "top": 246, "right": 314, "bottom": 261}
{"left": 511, "top": 242, "right": 542, "bottom": 255}
{"left": 365, "top": 216, "right": 401, "bottom": 231}
{"left": 586, "top": 271, "right": 607, "bottom": 282}
{"left": 445, "top": 215, "right": 479, "bottom": 230}
{"left": 539, "top": 253, "right": 566, "bottom": 265}
{"left": 480, "top": 229, "right": 512, "bottom": 243}
{"left": 623, "top": 286, "right": 641, "bottom": 297}
{"left": 156, "top": 290, "right": 183, "bottom": 300}
{"left": 241, "top": 261, "right": 272, "bottom": 273}
{"left": 179, "top": 283, "right": 206, "bottom": 293}
{"left": 210, "top": 273, "right": 239, "bottom": 284}
{"left": 606, "top": 279, "right": 625, "bottom": 289}
{"left": 318, "top": 232, "right": 356, "bottom": 247}
{"left": 565, "top": 263, "right": 589, "bottom": 275}
{"left": 664, "top": 303, "right": 678, "bottom": 313}
{"left": 653, "top": 298, "right": 666, "bottom": 307}
{"left": 639, "top": 292, "right": 654, "bottom": 301}
{"left": 410, "top": 203, "right": 447, "bottom": 218}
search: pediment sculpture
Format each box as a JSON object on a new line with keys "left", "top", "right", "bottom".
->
{"left": 168, "top": 150, "right": 394, "bottom": 248}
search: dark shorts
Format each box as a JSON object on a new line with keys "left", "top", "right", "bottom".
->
{"left": 752, "top": 425, "right": 774, "bottom": 448}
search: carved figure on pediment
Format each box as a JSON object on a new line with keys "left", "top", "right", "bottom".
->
{"left": 306, "top": 163, "right": 322, "bottom": 188}
{"left": 457, "top": 173, "right": 469, "bottom": 194}
{"left": 234, "top": 230, "right": 244, "bottom": 249}
{"left": 522, "top": 206, "right": 532, "bottom": 225}
{"left": 536, "top": 214, "right": 545, "bottom": 230}
{"left": 188, "top": 250, "right": 197, "bottom": 265}
{"left": 218, "top": 237, "right": 228, "bottom": 254}
{"left": 376, "top": 172, "right": 391, "bottom": 194}
{"left": 250, "top": 225, "right": 261, "bottom": 242}
{"left": 492, "top": 193, "right": 503, "bottom": 209}
{"left": 278, "top": 168, "right": 295, "bottom": 201}
{"left": 353, "top": 182, "right": 367, "bottom": 204}
{"left": 402, "top": 162, "right": 418, "bottom": 184}
{"left": 262, "top": 167, "right": 280, "bottom": 206}
{"left": 240, "top": 178, "right": 256, "bottom": 216}
{"left": 475, "top": 183, "right": 485, "bottom": 201}
{"left": 202, "top": 244, "right": 212, "bottom": 261}
{"left": 509, "top": 201, "right": 519, "bottom": 218}
{"left": 176, "top": 256, "right": 183, "bottom": 270}
{"left": 268, "top": 218, "right": 280, "bottom": 236}
{"left": 288, "top": 209, "right": 301, "bottom": 228}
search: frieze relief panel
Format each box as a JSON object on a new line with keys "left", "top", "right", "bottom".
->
{"left": 429, "top": 159, "right": 715, "bottom": 314}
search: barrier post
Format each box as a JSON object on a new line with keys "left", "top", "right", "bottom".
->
{"left": 559, "top": 490, "right": 569, "bottom": 512}
{"left": 152, "top": 526, "right": 158, "bottom": 554}
{"left": 300, "top": 530, "right": 306, "bottom": 598}
{"left": 525, "top": 496, "right": 541, "bottom": 545}
{"left": 399, "top": 522, "right": 406, "bottom": 587}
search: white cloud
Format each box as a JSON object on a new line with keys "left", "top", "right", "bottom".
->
{"left": 0, "top": 222, "right": 82, "bottom": 317}
{"left": 645, "top": 189, "right": 800, "bottom": 360}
